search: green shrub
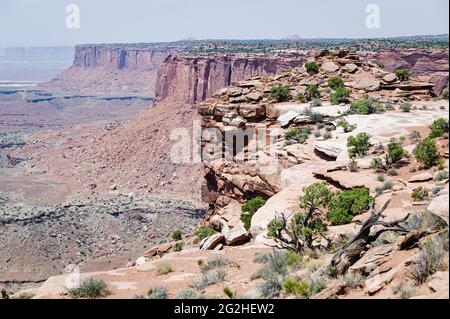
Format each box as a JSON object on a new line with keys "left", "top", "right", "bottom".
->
{"left": 68, "top": 278, "right": 110, "bottom": 299}
{"left": 194, "top": 226, "right": 217, "bottom": 240}
{"left": 413, "top": 138, "right": 441, "bottom": 168}
{"left": 282, "top": 278, "right": 311, "bottom": 298}
{"left": 330, "top": 86, "right": 350, "bottom": 105}
{"left": 176, "top": 288, "right": 200, "bottom": 299}
{"left": 171, "top": 229, "right": 182, "bottom": 241}
{"left": 395, "top": 68, "right": 411, "bottom": 81}
{"left": 306, "top": 85, "right": 321, "bottom": 101}
{"left": 337, "top": 119, "right": 356, "bottom": 133}
{"left": 269, "top": 85, "right": 292, "bottom": 102}
{"left": 442, "top": 89, "right": 449, "bottom": 100}
{"left": 327, "top": 188, "right": 373, "bottom": 225}
{"left": 429, "top": 118, "right": 449, "bottom": 138}
{"left": 348, "top": 158, "right": 359, "bottom": 172}
{"left": 347, "top": 132, "right": 371, "bottom": 158}
{"left": 386, "top": 142, "right": 407, "bottom": 166}
{"left": 241, "top": 197, "right": 266, "bottom": 230}
{"left": 304, "top": 109, "right": 323, "bottom": 122}
{"left": 147, "top": 287, "right": 168, "bottom": 299}
{"left": 173, "top": 241, "right": 184, "bottom": 252}
{"left": 340, "top": 272, "right": 365, "bottom": 289}
{"left": 434, "top": 171, "right": 449, "bottom": 182}
{"left": 370, "top": 156, "right": 384, "bottom": 171}
{"left": 199, "top": 256, "right": 229, "bottom": 273}
{"left": 286, "top": 252, "right": 302, "bottom": 267}
{"left": 295, "top": 92, "right": 307, "bottom": 102}
{"left": 285, "top": 127, "right": 311, "bottom": 144}
{"left": 223, "top": 286, "right": 235, "bottom": 299}
{"left": 411, "top": 187, "right": 430, "bottom": 202}
{"left": 304, "top": 61, "right": 320, "bottom": 74}
{"left": 328, "top": 76, "right": 344, "bottom": 90}
{"left": 156, "top": 262, "right": 173, "bottom": 276}
{"left": 347, "top": 98, "right": 383, "bottom": 115}
{"left": 256, "top": 251, "right": 289, "bottom": 298}
{"left": 400, "top": 103, "right": 411, "bottom": 113}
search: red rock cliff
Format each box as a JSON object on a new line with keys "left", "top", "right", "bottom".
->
{"left": 154, "top": 54, "right": 306, "bottom": 104}
{"left": 42, "top": 44, "right": 175, "bottom": 96}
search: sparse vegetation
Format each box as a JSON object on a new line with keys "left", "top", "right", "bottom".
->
{"left": 255, "top": 251, "right": 289, "bottom": 298}
{"left": 395, "top": 68, "right": 411, "bottom": 81}
{"left": 348, "top": 158, "right": 359, "bottom": 172}
{"left": 392, "top": 281, "right": 415, "bottom": 299}
{"left": 199, "top": 256, "right": 229, "bottom": 273}
{"left": 295, "top": 92, "right": 307, "bottom": 102}
{"left": 156, "top": 262, "right": 173, "bottom": 276}
{"left": 193, "top": 269, "right": 226, "bottom": 290}
{"left": 306, "top": 84, "right": 321, "bottom": 101}
{"left": 194, "top": 226, "right": 217, "bottom": 240}
{"left": 347, "top": 132, "right": 371, "bottom": 158}
{"left": 337, "top": 119, "right": 356, "bottom": 133}
{"left": 400, "top": 103, "right": 411, "bottom": 113}
{"left": 176, "top": 288, "right": 201, "bottom": 299}
{"left": 223, "top": 286, "right": 235, "bottom": 299}
{"left": 241, "top": 196, "right": 266, "bottom": 230}
{"left": 328, "top": 76, "right": 344, "bottom": 90}
{"left": 147, "top": 287, "right": 168, "bottom": 299}
{"left": 171, "top": 229, "right": 182, "bottom": 241}
{"left": 413, "top": 138, "right": 441, "bottom": 168}
{"left": 68, "top": 278, "right": 110, "bottom": 299}
{"left": 411, "top": 187, "right": 430, "bottom": 202}
{"left": 410, "top": 235, "right": 445, "bottom": 285}
{"left": 429, "top": 118, "right": 449, "bottom": 139}
{"left": 346, "top": 98, "right": 383, "bottom": 115}
{"left": 385, "top": 141, "right": 408, "bottom": 167}
{"left": 330, "top": 86, "right": 350, "bottom": 105}
{"left": 173, "top": 241, "right": 184, "bottom": 252}
{"left": 434, "top": 171, "right": 449, "bottom": 181}
{"left": 269, "top": 85, "right": 292, "bottom": 102}
{"left": 304, "top": 61, "right": 320, "bottom": 75}
{"left": 340, "top": 272, "right": 365, "bottom": 289}
{"left": 285, "top": 127, "right": 312, "bottom": 144}
{"left": 442, "top": 89, "right": 449, "bottom": 100}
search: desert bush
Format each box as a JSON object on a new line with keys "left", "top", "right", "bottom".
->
{"left": 306, "top": 85, "right": 321, "bottom": 101}
{"left": 392, "top": 281, "right": 415, "bottom": 299}
{"left": 171, "top": 229, "right": 182, "bottom": 241}
{"left": 269, "top": 85, "right": 292, "bottom": 102}
{"left": 382, "top": 180, "right": 394, "bottom": 190}
{"left": 295, "top": 92, "right": 307, "bottom": 102}
{"left": 327, "top": 188, "right": 373, "bottom": 225}
{"left": 304, "top": 61, "right": 320, "bottom": 74}
{"left": 340, "top": 272, "right": 365, "bottom": 289}
{"left": 282, "top": 278, "right": 312, "bottom": 298}
{"left": 377, "top": 174, "right": 385, "bottom": 182}
{"left": 411, "top": 187, "right": 430, "bottom": 202}
{"left": 199, "top": 256, "right": 229, "bottom": 273}
{"left": 346, "top": 97, "right": 383, "bottom": 115}
{"left": 286, "top": 252, "right": 302, "bottom": 268}
{"left": 176, "top": 288, "right": 201, "bottom": 299}
{"left": 337, "top": 119, "right": 356, "bottom": 133}
{"left": 285, "top": 127, "right": 311, "bottom": 144}
{"left": 370, "top": 156, "right": 384, "bottom": 172}
{"left": 330, "top": 86, "right": 350, "bottom": 105}
{"left": 395, "top": 68, "right": 411, "bottom": 81}
{"left": 194, "top": 226, "right": 217, "bottom": 240}
{"left": 410, "top": 236, "right": 445, "bottom": 284}
{"left": 385, "top": 142, "right": 407, "bottom": 167}
{"left": 348, "top": 158, "right": 359, "bottom": 172}
{"left": 347, "top": 132, "right": 371, "bottom": 158}
{"left": 193, "top": 269, "right": 226, "bottom": 290}
{"left": 322, "top": 131, "right": 332, "bottom": 140}
{"left": 156, "top": 262, "right": 173, "bottom": 276}
{"left": 173, "top": 241, "right": 184, "bottom": 252}
{"left": 384, "top": 103, "right": 395, "bottom": 111}
{"left": 147, "top": 287, "right": 168, "bottom": 299}
{"left": 442, "top": 89, "right": 449, "bottom": 100}
{"left": 68, "top": 278, "right": 110, "bottom": 299}
{"left": 304, "top": 108, "right": 323, "bottom": 123}
{"left": 256, "top": 251, "right": 289, "bottom": 298}
{"left": 413, "top": 138, "right": 441, "bottom": 168}
{"left": 328, "top": 76, "right": 344, "bottom": 90}
{"left": 241, "top": 196, "right": 266, "bottom": 230}
{"left": 434, "top": 171, "right": 449, "bottom": 181}
{"left": 400, "top": 103, "right": 411, "bottom": 113}
{"left": 387, "top": 168, "right": 398, "bottom": 176}
{"left": 429, "top": 118, "right": 449, "bottom": 139}
{"left": 223, "top": 286, "right": 235, "bottom": 299}
{"left": 309, "top": 98, "right": 322, "bottom": 107}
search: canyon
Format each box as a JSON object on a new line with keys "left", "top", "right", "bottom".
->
{"left": 0, "top": 39, "right": 449, "bottom": 299}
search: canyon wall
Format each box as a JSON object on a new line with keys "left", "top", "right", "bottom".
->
{"left": 41, "top": 44, "right": 176, "bottom": 96}
{"left": 362, "top": 49, "right": 449, "bottom": 95}
{"left": 154, "top": 54, "right": 307, "bottom": 104}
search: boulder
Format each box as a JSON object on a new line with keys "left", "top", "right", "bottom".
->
{"left": 408, "top": 173, "right": 433, "bottom": 183}
{"left": 239, "top": 104, "right": 265, "bottom": 119}
{"left": 246, "top": 92, "right": 263, "bottom": 102}
{"left": 135, "top": 256, "right": 149, "bottom": 266}
{"left": 383, "top": 73, "right": 397, "bottom": 83}
{"left": 200, "top": 233, "right": 225, "bottom": 250}
{"left": 349, "top": 244, "right": 395, "bottom": 275}
{"left": 427, "top": 193, "right": 449, "bottom": 223}
{"left": 277, "top": 111, "right": 299, "bottom": 127}
{"left": 353, "top": 77, "right": 381, "bottom": 91}
{"left": 321, "top": 61, "right": 339, "bottom": 73}
{"left": 224, "top": 225, "right": 250, "bottom": 245}
{"left": 314, "top": 141, "right": 343, "bottom": 158}
{"left": 344, "top": 63, "right": 358, "bottom": 73}
{"left": 227, "top": 87, "right": 243, "bottom": 97}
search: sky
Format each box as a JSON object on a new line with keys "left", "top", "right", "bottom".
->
{"left": 0, "top": 0, "right": 448, "bottom": 47}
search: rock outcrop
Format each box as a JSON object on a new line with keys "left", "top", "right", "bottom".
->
{"left": 154, "top": 54, "right": 306, "bottom": 104}
{"left": 41, "top": 44, "right": 176, "bottom": 96}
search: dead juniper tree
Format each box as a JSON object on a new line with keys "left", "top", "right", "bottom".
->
{"left": 329, "top": 199, "right": 412, "bottom": 276}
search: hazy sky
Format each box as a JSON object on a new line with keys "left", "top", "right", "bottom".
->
{"left": 0, "top": 0, "right": 448, "bottom": 47}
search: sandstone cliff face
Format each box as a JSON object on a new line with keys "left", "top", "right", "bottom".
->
{"left": 362, "top": 49, "right": 449, "bottom": 95}
{"left": 41, "top": 44, "right": 175, "bottom": 96}
{"left": 154, "top": 54, "right": 306, "bottom": 104}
